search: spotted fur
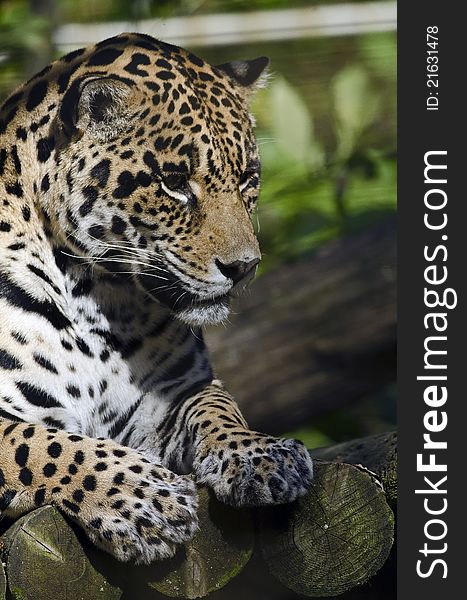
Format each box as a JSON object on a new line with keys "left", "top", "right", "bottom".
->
{"left": 0, "top": 33, "right": 313, "bottom": 563}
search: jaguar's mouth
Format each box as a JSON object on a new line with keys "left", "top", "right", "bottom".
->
{"left": 175, "top": 293, "right": 231, "bottom": 326}
{"left": 170, "top": 289, "right": 231, "bottom": 313}
{"left": 137, "top": 272, "right": 231, "bottom": 325}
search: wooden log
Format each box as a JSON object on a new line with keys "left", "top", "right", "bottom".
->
{"left": 257, "top": 460, "right": 394, "bottom": 598}
{"left": 135, "top": 486, "right": 254, "bottom": 599}
{"left": 0, "top": 488, "right": 254, "bottom": 600}
{"left": 0, "top": 557, "right": 6, "bottom": 600}
{"left": 206, "top": 218, "right": 396, "bottom": 433}
{"left": 311, "top": 431, "right": 397, "bottom": 508}
{"left": 2, "top": 506, "right": 123, "bottom": 600}
{"left": 0, "top": 433, "right": 396, "bottom": 599}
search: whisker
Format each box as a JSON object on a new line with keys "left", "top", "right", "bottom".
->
{"left": 173, "top": 290, "right": 188, "bottom": 309}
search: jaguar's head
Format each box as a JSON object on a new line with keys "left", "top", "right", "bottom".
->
{"left": 42, "top": 34, "right": 268, "bottom": 325}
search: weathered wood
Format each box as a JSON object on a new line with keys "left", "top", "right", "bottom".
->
{"left": 206, "top": 218, "right": 396, "bottom": 433}
{"left": 2, "top": 506, "right": 122, "bottom": 600}
{"left": 311, "top": 431, "right": 397, "bottom": 508}
{"left": 138, "top": 486, "right": 254, "bottom": 599}
{"left": 0, "top": 557, "right": 6, "bottom": 600}
{"left": 258, "top": 460, "right": 394, "bottom": 598}
{"left": 0, "top": 488, "right": 254, "bottom": 600}
{"left": 0, "top": 433, "right": 396, "bottom": 599}
{"left": 207, "top": 432, "right": 398, "bottom": 600}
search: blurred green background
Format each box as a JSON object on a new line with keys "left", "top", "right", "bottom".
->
{"left": 0, "top": 0, "right": 396, "bottom": 448}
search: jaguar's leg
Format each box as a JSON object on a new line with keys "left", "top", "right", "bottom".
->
{"left": 0, "top": 417, "right": 198, "bottom": 564}
{"left": 160, "top": 380, "right": 314, "bottom": 507}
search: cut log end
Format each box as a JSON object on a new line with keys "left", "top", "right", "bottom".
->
{"left": 142, "top": 486, "right": 254, "bottom": 599}
{"left": 1, "top": 506, "right": 122, "bottom": 600}
{"left": 311, "top": 431, "right": 397, "bottom": 508}
{"left": 258, "top": 460, "right": 394, "bottom": 597}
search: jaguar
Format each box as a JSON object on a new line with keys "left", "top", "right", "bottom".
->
{"left": 0, "top": 32, "right": 313, "bottom": 564}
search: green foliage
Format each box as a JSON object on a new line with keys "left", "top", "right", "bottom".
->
{"left": 259, "top": 75, "right": 325, "bottom": 172}
{"left": 283, "top": 425, "right": 334, "bottom": 449}
{"left": 332, "top": 64, "right": 381, "bottom": 162}
{"left": 1, "top": 3, "right": 396, "bottom": 278}
{"left": 0, "top": 0, "right": 52, "bottom": 97}
{"left": 0, "top": 1, "right": 48, "bottom": 51}
{"left": 251, "top": 36, "right": 396, "bottom": 272}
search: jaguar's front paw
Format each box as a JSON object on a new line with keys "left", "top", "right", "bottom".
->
{"left": 57, "top": 445, "right": 199, "bottom": 564}
{"left": 194, "top": 432, "right": 313, "bottom": 507}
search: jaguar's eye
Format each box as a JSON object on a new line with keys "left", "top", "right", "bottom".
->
{"left": 239, "top": 170, "right": 257, "bottom": 193}
{"left": 161, "top": 173, "right": 191, "bottom": 203}
{"left": 164, "top": 173, "right": 187, "bottom": 191}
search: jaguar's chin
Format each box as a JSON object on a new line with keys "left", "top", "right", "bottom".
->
{"left": 137, "top": 272, "right": 231, "bottom": 325}
{"left": 176, "top": 300, "right": 231, "bottom": 326}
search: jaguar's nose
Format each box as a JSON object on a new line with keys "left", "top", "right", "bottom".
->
{"left": 215, "top": 258, "right": 260, "bottom": 286}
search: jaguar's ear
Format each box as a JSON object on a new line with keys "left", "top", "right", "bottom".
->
{"left": 60, "top": 76, "right": 134, "bottom": 141}
{"left": 215, "top": 57, "right": 270, "bottom": 98}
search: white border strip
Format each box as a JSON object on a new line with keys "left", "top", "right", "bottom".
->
{"left": 53, "top": 2, "right": 397, "bottom": 51}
